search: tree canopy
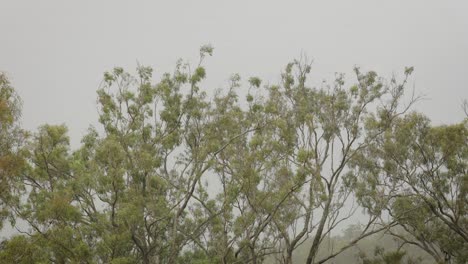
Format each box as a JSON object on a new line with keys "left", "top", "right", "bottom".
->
{"left": 0, "top": 47, "right": 466, "bottom": 264}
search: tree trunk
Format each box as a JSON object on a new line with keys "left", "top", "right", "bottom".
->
{"left": 250, "top": 244, "right": 257, "bottom": 264}
{"left": 285, "top": 249, "right": 293, "bottom": 264}
{"left": 306, "top": 198, "right": 331, "bottom": 264}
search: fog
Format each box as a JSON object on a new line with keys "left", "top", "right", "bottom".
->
{"left": 1, "top": 1, "right": 467, "bottom": 149}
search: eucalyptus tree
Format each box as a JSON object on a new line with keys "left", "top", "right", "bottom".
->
{"left": 0, "top": 49, "right": 430, "bottom": 264}
{"left": 195, "top": 60, "right": 417, "bottom": 264}
{"left": 2, "top": 46, "right": 248, "bottom": 263}
{"left": 253, "top": 62, "right": 417, "bottom": 264}
{"left": 0, "top": 73, "right": 26, "bottom": 230}
{"left": 1, "top": 75, "right": 91, "bottom": 262}
{"left": 349, "top": 112, "right": 468, "bottom": 263}
{"left": 70, "top": 45, "right": 254, "bottom": 263}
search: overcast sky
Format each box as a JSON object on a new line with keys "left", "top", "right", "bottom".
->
{"left": 1, "top": 0, "right": 467, "bottom": 147}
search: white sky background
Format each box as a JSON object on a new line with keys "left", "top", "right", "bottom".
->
{"left": 1, "top": 0, "right": 468, "bottom": 147}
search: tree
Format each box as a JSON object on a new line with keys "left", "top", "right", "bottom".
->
{"left": 6, "top": 48, "right": 460, "bottom": 264}
{"left": 181, "top": 59, "right": 418, "bottom": 264}
{"left": 0, "top": 73, "right": 26, "bottom": 230}
{"left": 238, "top": 61, "right": 417, "bottom": 264}
{"left": 350, "top": 113, "right": 468, "bottom": 263}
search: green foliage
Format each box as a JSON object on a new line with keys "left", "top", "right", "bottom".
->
{"left": 0, "top": 235, "right": 49, "bottom": 263}
{"left": 350, "top": 111, "right": 468, "bottom": 263}
{"left": 0, "top": 73, "right": 27, "bottom": 230}
{"left": 1, "top": 49, "right": 465, "bottom": 264}
{"left": 359, "top": 247, "right": 410, "bottom": 264}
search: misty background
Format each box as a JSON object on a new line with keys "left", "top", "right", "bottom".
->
{"left": 1, "top": 0, "right": 467, "bottom": 149}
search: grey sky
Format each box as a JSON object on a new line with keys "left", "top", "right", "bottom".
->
{"left": 1, "top": 0, "right": 467, "bottom": 147}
